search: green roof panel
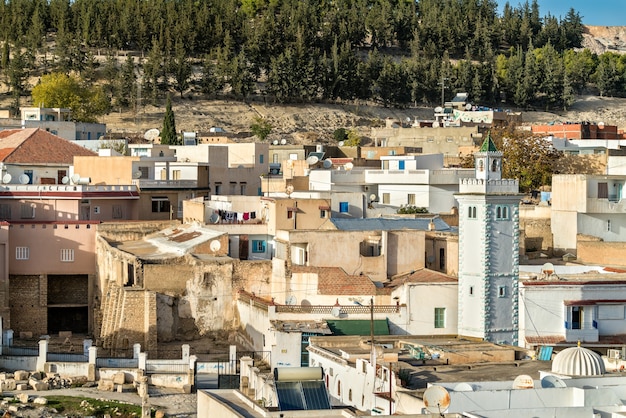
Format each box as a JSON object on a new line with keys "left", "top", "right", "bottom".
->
{"left": 479, "top": 132, "right": 499, "bottom": 152}
{"left": 326, "top": 319, "right": 390, "bottom": 336}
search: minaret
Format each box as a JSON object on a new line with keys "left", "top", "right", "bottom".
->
{"left": 455, "top": 133, "right": 522, "bottom": 345}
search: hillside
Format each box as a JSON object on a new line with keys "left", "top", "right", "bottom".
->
{"left": 100, "top": 95, "right": 626, "bottom": 145}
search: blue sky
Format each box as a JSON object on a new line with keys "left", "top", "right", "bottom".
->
{"left": 496, "top": 0, "right": 625, "bottom": 26}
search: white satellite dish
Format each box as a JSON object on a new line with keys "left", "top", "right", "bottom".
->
{"left": 432, "top": 121, "right": 440, "bottom": 128}
{"left": 454, "top": 383, "right": 474, "bottom": 392}
{"left": 286, "top": 295, "right": 297, "bottom": 305}
{"left": 512, "top": 375, "right": 535, "bottom": 390}
{"left": 280, "top": 139, "right": 287, "bottom": 145}
{"left": 331, "top": 307, "right": 342, "bottom": 318}
{"left": 71, "top": 174, "right": 81, "bottom": 184}
{"left": 2, "top": 174, "right": 11, "bottom": 184}
{"left": 273, "top": 140, "right": 279, "bottom": 145}
{"left": 209, "top": 240, "right": 221, "bottom": 252}
{"left": 133, "top": 171, "right": 142, "bottom": 179}
{"left": 541, "top": 262, "right": 555, "bottom": 275}
{"left": 344, "top": 162, "right": 353, "bottom": 171}
{"left": 465, "top": 103, "right": 472, "bottom": 110}
{"left": 209, "top": 213, "right": 220, "bottom": 224}
{"left": 541, "top": 375, "right": 566, "bottom": 388}
{"left": 285, "top": 184, "right": 294, "bottom": 195}
{"left": 144, "top": 128, "right": 160, "bottom": 141}
{"left": 322, "top": 159, "right": 332, "bottom": 169}
{"left": 338, "top": 141, "right": 345, "bottom": 147}
{"left": 434, "top": 106, "right": 444, "bottom": 113}
{"left": 423, "top": 385, "right": 450, "bottom": 414}
{"left": 306, "top": 155, "right": 319, "bottom": 165}
{"left": 18, "top": 174, "right": 29, "bottom": 184}
{"left": 369, "top": 194, "right": 377, "bottom": 202}
{"left": 61, "top": 176, "right": 69, "bottom": 184}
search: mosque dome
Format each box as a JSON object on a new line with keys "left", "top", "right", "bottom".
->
{"left": 551, "top": 344, "right": 605, "bottom": 376}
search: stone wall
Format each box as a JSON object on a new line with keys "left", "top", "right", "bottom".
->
{"left": 577, "top": 235, "right": 626, "bottom": 266}
{"left": 519, "top": 205, "right": 553, "bottom": 254}
{"left": 9, "top": 275, "right": 47, "bottom": 336}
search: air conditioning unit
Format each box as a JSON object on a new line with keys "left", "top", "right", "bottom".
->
{"left": 608, "top": 349, "right": 621, "bottom": 359}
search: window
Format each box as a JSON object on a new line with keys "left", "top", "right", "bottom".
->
{"left": 407, "top": 194, "right": 415, "bottom": 205}
{"left": 339, "top": 202, "right": 349, "bottom": 213}
{"left": 572, "top": 306, "right": 583, "bottom": 329}
{"left": 320, "top": 209, "right": 328, "bottom": 218}
{"left": 434, "top": 308, "right": 445, "bottom": 328}
{"left": 259, "top": 154, "right": 264, "bottom": 164}
{"left": 252, "top": 240, "right": 266, "bottom": 253}
{"left": 151, "top": 197, "right": 170, "bottom": 213}
{"left": 229, "top": 182, "right": 237, "bottom": 194}
{"left": 398, "top": 160, "right": 405, "bottom": 169}
{"left": 382, "top": 193, "right": 390, "bottom": 204}
{"left": 598, "top": 182, "right": 609, "bottom": 199}
{"left": 496, "top": 205, "right": 509, "bottom": 220}
{"left": 172, "top": 170, "right": 181, "bottom": 180}
{"left": 138, "top": 167, "right": 148, "bottom": 178}
{"left": 240, "top": 183, "right": 247, "bottom": 195}
{"left": 60, "top": 249, "right": 75, "bottom": 262}
{"left": 20, "top": 204, "right": 35, "bottom": 219}
{"left": 498, "top": 286, "right": 507, "bottom": 297}
{"left": 273, "top": 154, "right": 279, "bottom": 163}
{"left": 0, "top": 204, "right": 11, "bottom": 220}
{"left": 469, "top": 286, "right": 474, "bottom": 296}
{"left": 608, "top": 219, "right": 612, "bottom": 232}
{"left": 160, "top": 168, "right": 167, "bottom": 180}
{"left": 468, "top": 206, "right": 477, "bottom": 219}
{"left": 439, "top": 248, "right": 445, "bottom": 270}
{"left": 287, "top": 209, "right": 294, "bottom": 219}
{"left": 214, "top": 183, "right": 222, "bottom": 195}
{"left": 15, "top": 247, "right": 29, "bottom": 260}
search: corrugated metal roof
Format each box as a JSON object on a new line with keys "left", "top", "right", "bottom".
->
{"left": 331, "top": 217, "right": 451, "bottom": 232}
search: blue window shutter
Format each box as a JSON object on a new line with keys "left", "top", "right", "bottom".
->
{"left": 399, "top": 160, "right": 405, "bottom": 169}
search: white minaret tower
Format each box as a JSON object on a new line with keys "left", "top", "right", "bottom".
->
{"left": 455, "top": 133, "right": 522, "bottom": 345}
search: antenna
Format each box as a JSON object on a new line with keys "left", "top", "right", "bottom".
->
{"left": 285, "top": 295, "right": 297, "bottom": 305}
{"left": 18, "top": 174, "right": 29, "bottom": 184}
{"left": 423, "top": 385, "right": 450, "bottom": 416}
{"left": 512, "top": 375, "right": 534, "bottom": 389}
{"left": 322, "top": 159, "right": 332, "bottom": 169}
{"left": 306, "top": 155, "right": 319, "bottom": 165}
{"left": 1, "top": 174, "right": 11, "bottom": 184}
{"left": 209, "top": 240, "right": 221, "bottom": 252}
{"left": 61, "top": 176, "right": 69, "bottom": 184}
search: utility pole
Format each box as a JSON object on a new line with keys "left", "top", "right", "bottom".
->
{"left": 438, "top": 76, "right": 448, "bottom": 108}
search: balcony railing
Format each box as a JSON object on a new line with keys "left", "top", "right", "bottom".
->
{"left": 132, "top": 179, "right": 199, "bottom": 188}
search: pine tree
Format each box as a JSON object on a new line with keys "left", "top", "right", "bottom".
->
{"left": 161, "top": 95, "right": 179, "bottom": 145}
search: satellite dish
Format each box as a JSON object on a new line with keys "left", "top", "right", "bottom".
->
{"left": 406, "top": 117, "right": 411, "bottom": 122}
{"left": 273, "top": 140, "right": 279, "bottom": 145}
{"left": 61, "top": 176, "right": 69, "bottom": 184}
{"left": 423, "top": 385, "right": 450, "bottom": 414}
{"left": 71, "top": 174, "right": 81, "bottom": 184}
{"left": 306, "top": 156, "right": 319, "bottom": 165}
{"left": 2, "top": 174, "right": 11, "bottom": 184}
{"left": 541, "top": 375, "right": 566, "bottom": 388}
{"left": 285, "top": 184, "right": 294, "bottom": 195}
{"left": 322, "top": 159, "right": 332, "bottom": 169}
{"left": 432, "top": 121, "right": 440, "bottom": 128}
{"left": 286, "top": 295, "right": 297, "bottom": 305}
{"left": 144, "top": 128, "right": 160, "bottom": 141}
{"left": 434, "top": 106, "right": 444, "bottom": 113}
{"left": 541, "top": 262, "right": 555, "bottom": 275}
{"left": 133, "top": 171, "right": 142, "bottom": 179}
{"left": 512, "top": 375, "right": 535, "bottom": 390}
{"left": 331, "top": 307, "right": 342, "bottom": 318}
{"left": 280, "top": 139, "right": 287, "bottom": 145}
{"left": 454, "top": 383, "right": 474, "bottom": 392}
{"left": 338, "top": 141, "right": 345, "bottom": 147}
{"left": 465, "top": 103, "right": 472, "bottom": 110}
{"left": 369, "top": 194, "right": 377, "bottom": 202}
{"left": 209, "top": 213, "right": 220, "bottom": 224}
{"left": 344, "top": 162, "right": 353, "bottom": 171}
{"left": 209, "top": 240, "right": 221, "bottom": 252}
{"left": 18, "top": 174, "right": 29, "bottom": 184}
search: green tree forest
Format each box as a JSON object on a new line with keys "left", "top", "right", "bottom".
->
{"left": 0, "top": 0, "right": 624, "bottom": 116}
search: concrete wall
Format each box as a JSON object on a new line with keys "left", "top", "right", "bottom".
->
{"left": 519, "top": 205, "right": 553, "bottom": 253}
{"left": 577, "top": 237, "right": 626, "bottom": 266}
{"left": 391, "top": 283, "right": 458, "bottom": 335}
{"left": 74, "top": 156, "right": 138, "bottom": 185}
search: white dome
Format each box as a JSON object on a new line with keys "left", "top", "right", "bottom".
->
{"left": 551, "top": 345, "right": 605, "bottom": 376}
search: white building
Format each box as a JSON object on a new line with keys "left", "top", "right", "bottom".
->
{"left": 20, "top": 106, "right": 106, "bottom": 141}
{"left": 455, "top": 134, "right": 523, "bottom": 345}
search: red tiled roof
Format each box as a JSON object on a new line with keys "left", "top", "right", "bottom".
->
{"left": 387, "top": 268, "right": 458, "bottom": 288}
{"left": 0, "top": 128, "right": 96, "bottom": 164}
{"left": 291, "top": 266, "right": 378, "bottom": 295}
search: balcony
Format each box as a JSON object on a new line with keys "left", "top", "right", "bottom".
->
{"left": 585, "top": 198, "right": 626, "bottom": 214}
